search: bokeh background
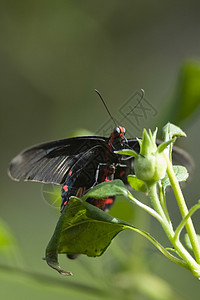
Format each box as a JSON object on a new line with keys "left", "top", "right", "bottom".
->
{"left": 1, "top": 1, "right": 200, "bottom": 299}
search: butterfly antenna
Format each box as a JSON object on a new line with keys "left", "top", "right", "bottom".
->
{"left": 95, "top": 89, "right": 118, "bottom": 127}
{"left": 125, "top": 89, "right": 145, "bottom": 119}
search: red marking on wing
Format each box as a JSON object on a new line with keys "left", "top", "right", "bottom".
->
{"left": 105, "top": 198, "right": 114, "bottom": 204}
{"left": 120, "top": 171, "right": 125, "bottom": 177}
{"left": 69, "top": 170, "right": 72, "bottom": 176}
{"left": 105, "top": 177, "right": 111, "bottom": 181}
{"left": 63, "top": 185, "right": 68, "bottom": 192}
{"left": 90, "top": 198, "right": 114, "bottom": 210}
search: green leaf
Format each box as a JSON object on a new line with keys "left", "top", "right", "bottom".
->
{"left": 127, "top": 175, "right": 147, "bottom": 192}
{"left": 161, "top": 165, "right": 188, "bottom": 189}
{"left": 82, "top": 179, "right": 128, "bottom": 201}
{"left": 115, "top": 149, "right": 138, "bottom": 158}
{"left": 45, "top": 195, "right": 186, "bottom": 275}
{"left": 157, "top": 138, "right": 175, "bottom": 153}
{"left": 162, "top": 123, "right": 186, "bottom": 141}
{"left": 185, "top": 233, "right": 200, "bottom": 251}
{"left": 45, "top": 197, "right": 128, "bottom": 275}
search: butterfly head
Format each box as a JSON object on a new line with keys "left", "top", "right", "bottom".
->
{"left": 109, "top": 126, "right": 128, "bottom": 150}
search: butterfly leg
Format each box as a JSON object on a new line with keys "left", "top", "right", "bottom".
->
{"left": 86, "top": 163, "right": 116, "bottom": 212}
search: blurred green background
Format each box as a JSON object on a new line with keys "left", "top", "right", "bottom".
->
{"left": 1, "top": 0, "right": 200, "bottom": 299}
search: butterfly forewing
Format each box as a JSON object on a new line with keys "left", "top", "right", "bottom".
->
{"left": 8, "top": 136, "right": 109, "bottom": 184}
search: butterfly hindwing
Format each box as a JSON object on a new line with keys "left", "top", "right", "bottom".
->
{"left": 60, "top": 144, "right": 116, "bottom": 212}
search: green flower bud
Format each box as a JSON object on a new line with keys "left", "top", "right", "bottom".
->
{"left": 134, "top": 152, "right": 167, "bottom": 183}
{"left": 133, "top": 128, "right": 173, "bottom": 184}
{"left": 116, "top": 127, "right": 175, "bottom": 185}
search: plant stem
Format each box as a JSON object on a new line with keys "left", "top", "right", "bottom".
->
{"left": 164, "top": 153, "right": 200, "bottom": 264}
{"left": 147, "top": 181, "right": 200, "bottom": 277}
{"left": 125, "top": 225, "right": 189, "bottom": 270}
{"left": 158, "top": 183, "right": 171, "bottom": 224}
{"left": 128, "top": 192, "right": 163, "bottom": 223}
{"left": 147, "top": 183, "right": 174, "bottom": 236}
{"left": 174, "top": 202, "right": 200, "bottom": 242}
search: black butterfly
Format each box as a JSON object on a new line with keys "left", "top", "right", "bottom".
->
{"left": 8, "top": 126, "right": 134, "bottom": 211}
{"left": 8, "top": 120, "right": 193, "bottom": 260}
{"left": 8, "top": 124, "right": 192, "bottom": 211}
{"left": 9, "top": 91, "right": 194, "bottom": 226}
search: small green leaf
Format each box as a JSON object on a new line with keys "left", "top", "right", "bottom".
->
{"left": 127, "top": 175, "right": 147, "bottom": 192}
{"left": 163, "top": 123, "right": 186, "bottom": 141}
{"left": 45, "top": 197, "right": 128, "bottom": 275}
{"left": 161, "top": 165, "right": 188, "bottom": 189}
{"left": 115, "top": 149, "right": 138, "bottom": 158}
{"left": 157, "top": 138, "right": 175, "bottom": 153}
{"left": 82, "top": 179, "right": 128, "bottom": 201}
{"left": 185, "top": 233, "right": 200, "bottom": 251}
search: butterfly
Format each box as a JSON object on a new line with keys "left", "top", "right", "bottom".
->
{"left": 8, "top": 125, "right": 192, "bottom": 211}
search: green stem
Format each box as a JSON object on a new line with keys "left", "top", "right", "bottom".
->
{"left": 127, "top": 192, "right": 163, "bottom": 223}
{"left": 164, "top": 153, "right": 200, "bottom": 264}
{"left": 174, "top": 202, "right": 200, "bottom": 242}
{"left": 158, "top": 183, "right": 171, "bottom": 224}
{"left": 172, "top": 240, "right": 200, "bottom": 277}
{"left": 128, "top": 185, "right": 197, "bottom": 272}
{"left": 125, "top": 225, "right": 188, "bottom": 270}
{"left": 147, "top": 181, "right": 200, "bottom": 277}
{"left": 147, "top": 183, "right": 174, "bottom": 236}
